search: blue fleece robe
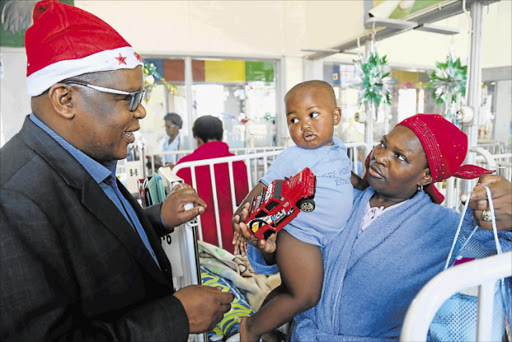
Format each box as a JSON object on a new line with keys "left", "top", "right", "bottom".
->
{"left": 248, "top": 187, "right": 512, "bottom": 341}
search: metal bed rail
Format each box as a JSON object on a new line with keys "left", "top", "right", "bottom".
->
{"left": 162, "top": 151, "right": 282, "bottom": 250}
{"left": 401, "top": 251, "right": 512, "bottom": 342}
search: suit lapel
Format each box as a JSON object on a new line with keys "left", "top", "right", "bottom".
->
{"left": 117, "top": 181, "right": 174, "bottom": 277}
{"left": 81, "top": 180, "right": 169, "bottom": 285}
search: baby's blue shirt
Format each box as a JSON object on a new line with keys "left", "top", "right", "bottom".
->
{"left": 260, "top": 137, "right": 353, "bottom": 247}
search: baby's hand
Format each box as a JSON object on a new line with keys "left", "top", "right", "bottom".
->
{"left": 232, "top": 203, "right": 250, "bottom": 256}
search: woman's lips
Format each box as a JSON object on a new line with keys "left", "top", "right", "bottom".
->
{"left": 368, "top": 166, "right": 384, "bottom": 179}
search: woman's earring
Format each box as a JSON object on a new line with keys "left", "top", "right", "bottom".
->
{"left": 417, "top": 184, "right": 424, "bottom": 192}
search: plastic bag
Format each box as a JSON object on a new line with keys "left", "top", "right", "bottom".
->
{"left": 429, "top": 186, "right": 511, "bottom": 342}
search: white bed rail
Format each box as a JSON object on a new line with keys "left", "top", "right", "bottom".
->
{"left": 473, "top": 146, "right": 512, "bottom": 181}
{"left": 161, "top": 151, "right": 281, "bottom": 250}
{"left": 162, "top": 143, "right": 371, "bottom": 249}
{"left": 344, "top": 142, "right": 371, "bottom": 177}
{"left": 401, "top": 251, "right": 512, "bottom": 342}
{"left": 442, "top": 147, "right": 512, "bottom": 211}
{"left": 145, "top": 147, "right": 284, "bottom": 175}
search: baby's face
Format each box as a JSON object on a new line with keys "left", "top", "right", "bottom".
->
{"left": 285, "top": 86, "right": 341, "bottom": 149}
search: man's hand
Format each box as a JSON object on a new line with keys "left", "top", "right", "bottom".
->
{"left": 161, "top": 186, "right": 206, "bottom": 228}
{"left": 462, "top": 174, "right": 512, "bottom": 231}
{"left": 173, "top": 285, "right": 234, "bottom": 334}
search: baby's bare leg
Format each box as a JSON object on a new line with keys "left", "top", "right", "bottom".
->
{"left": 241, "top": 230, "right": 323, "bottom": 341}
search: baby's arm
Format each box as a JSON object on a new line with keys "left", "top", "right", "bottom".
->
{"left": 232, "top": 182, "right": 266, "bottom": 255}
{"left": 241, "top": 230, "right": 323, "bottom": 341}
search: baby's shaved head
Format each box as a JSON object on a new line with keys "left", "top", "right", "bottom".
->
{"left": 285, "top": 80, "right": 337, "bottom": 107}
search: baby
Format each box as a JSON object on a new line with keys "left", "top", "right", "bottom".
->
{"left": 233, "top": 80, "right": 361, "bottom": 341}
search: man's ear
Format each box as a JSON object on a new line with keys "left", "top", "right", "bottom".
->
{"left": 195, "top": 136, "right": 204, "bottom": 147}
{"left": 48, "top": 84, "right": 75, "bottom": 119}
{"left": 420, "top": 168, "right": 433, "bottom": 187}
{"left": 333, "top": 107, "right": 342, "bottom": 125}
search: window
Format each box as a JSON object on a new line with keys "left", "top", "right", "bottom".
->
{"left": 139, "top": 57, "right": 280, "bottom": 155}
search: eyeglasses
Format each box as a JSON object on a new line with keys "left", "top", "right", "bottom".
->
{"left": 63, "top": 81, "right": 146, "bottom": 112}
{"left": 165, "top": 124, "right": 177, "bottom": 129}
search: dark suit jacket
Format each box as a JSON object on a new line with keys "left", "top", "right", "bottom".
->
{"left": 0, "top": 117, "right": 189, "bottom": 341}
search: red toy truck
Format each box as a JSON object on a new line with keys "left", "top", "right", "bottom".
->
{"left": 245, "top": 167, "right": 316, "bottom": 240}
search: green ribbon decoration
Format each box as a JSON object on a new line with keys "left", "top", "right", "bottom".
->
{"left": 353, "top": 50, "right": 392, "bottom": 107}
{"left": 426, "top": 52, "right": 467, "bottom": 106}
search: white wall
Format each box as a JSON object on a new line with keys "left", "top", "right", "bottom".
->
{"left": 494, "top": 80, "right": 511, "bottom": 145}
{"left": 376, "top": 1, "right": 511, "bottom": 69}
{"left": 75, "top": 1, "right": 364, "bottom": 59}
{"left": 41, "top": 0, "right": 512, "bottom": 75}
{"left": 75, "top": 0, "right": 366, "bottom": 91}
{"left": 0, "top": 48, "right": 31, "bottom": 145}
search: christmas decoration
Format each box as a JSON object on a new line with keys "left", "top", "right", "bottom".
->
{"left": 143, "top": 60, "right": 180, "bottom": 96}
{"left": 427, "top": 51, "right": 467, "bottom": 106}
{"left": 353, "top": 44, "right": 392, "bottom": 107}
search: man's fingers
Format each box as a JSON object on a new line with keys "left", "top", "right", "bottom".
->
{"left": 183, "top": 205, "right": 204, "bottom": 219}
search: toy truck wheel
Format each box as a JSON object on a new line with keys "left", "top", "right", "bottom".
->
{"left": 298, "top": 199, "right": 315, "bottom": 212}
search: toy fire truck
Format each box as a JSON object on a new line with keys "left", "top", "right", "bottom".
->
{"left": 245, "top": 167, "right": 316, "bottom": 240}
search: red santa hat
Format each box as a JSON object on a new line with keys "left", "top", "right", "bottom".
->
{"left": 25, "top": 0, "right": 143, "bottom": 96}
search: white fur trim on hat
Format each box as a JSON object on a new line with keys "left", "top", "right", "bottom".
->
{"left": 26, "top": 46, "right": 143, "bottom": 96}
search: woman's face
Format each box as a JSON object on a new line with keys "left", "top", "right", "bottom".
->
{"left": 367, "top": 125, "right": 431, "bottom": 203}
{"left": 165, "top": 120, "right": 180, "bottom": 140}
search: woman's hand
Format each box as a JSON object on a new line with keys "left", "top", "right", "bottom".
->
{"left": 463, "top": 174, "right": 512, "bottom": 231}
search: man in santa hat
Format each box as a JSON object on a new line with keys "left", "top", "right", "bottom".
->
{"left": 0, "top": 1, "right": 233, "bottom": 340}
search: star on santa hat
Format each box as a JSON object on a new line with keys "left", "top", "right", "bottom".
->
{"left": 115, "top": 53, "right": 127, "bottom": 65}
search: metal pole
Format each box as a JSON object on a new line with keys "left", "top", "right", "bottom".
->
{"left": 461, "top": 0, "right": 483, "bottom": 196}
{"left": 464, "top": 0, "right": 483, "bottom": 163}
{"left": 364, "top": 40, "right": 374, "bottom": 148}
{"left": 184, "top": 57, "right": 194, "bottom": 150}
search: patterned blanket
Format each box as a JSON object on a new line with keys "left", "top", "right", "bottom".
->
{"left": 198, "top": 241, "right": 281, "bottom": 341}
